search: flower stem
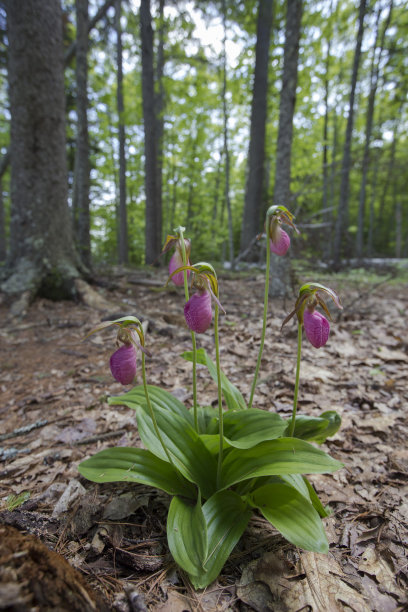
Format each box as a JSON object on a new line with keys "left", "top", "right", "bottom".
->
{"left": 288, "top": 321, "right": 302, "bottom": 437}
{"left": 214, "top": 304, "right": 224, "bottom": 488}
{"left": 178, "top": 228, "right": 198, "bottom": 432}
{"left": 248, "top": 234, "right": 271, "bottom": 409}
{"left": 141, "top": 352, "right": 175, "bottom": 467}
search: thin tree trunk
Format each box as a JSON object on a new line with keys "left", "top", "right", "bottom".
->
{"left": 395, "top": 198, "right": 402, "bottom": 258}
{"left": 65, "top": 0, "right": 116, "bottom": 64}
{"left": 322, "top": 36, "right": 331, "bottom": 260}
{"left": 333, "top": 0, "right": 366, "bottom": 267}
{"left": 376, "top": 122, "right": 397, "bottom": 252}
{"left": 222, "top": 0, "right": 234, "bottom": 269}
{"left": 73, "top": 0, "right": 91, "bottom": 268}
{"left": 0, "top": 179, "right": 5, "bottom": 261}
{"left": 367, "top": 149, "right": 380, "bottom": 257}
{"left": 270, "top": 0, "right": 302, "bottom": 298}
{"left": 356, "top": 1, "right": 392, "bottom": 259}
{"left": 140, "top": 0, "right": 161, "bottom": 264}
{"left": 155, "top": 0, "right": 165, "bottom": 245}
{"left": 115, "top": 0, "right": 128, "bottom": 264}
{"left": 273, "top": 0, "right": 302, "bottom": 206}
{"left": 240, "top": 0, "right": 273, "bottom": 254}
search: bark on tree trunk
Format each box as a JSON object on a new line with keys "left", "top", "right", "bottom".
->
{"left": 116, "top": 0, "right": 128, "bottom": 264}
{"left": 155, "top": 0, "right": 165, "bottom": 244}
{"left": 140, "top": 0, "right": 161, "bottom": 264}
{"left": 0, "top": 179, "right": 5, "bottom": 262}
{"left": 2, "top": 0, "right": 82, "bottom": 301}
{"left": 240, "top": 0, "right": 273, "bottom": 255}
{"left": 270, "top": 0, "right": 302, "bottom": 298}
{"left": 222, "top": 0, "right": 234, "bottom": 269}
{"left": 273, "top": 0, "right": 302, "bottom": 207}
{"left": 333, "top": 0, "right": 366, "bottom": 268}
{"left": 73, "top": 0, "right": 91, "bottom": 269}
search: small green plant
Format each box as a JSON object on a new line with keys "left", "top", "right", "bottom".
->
{"left": 6, "top": 491, "right": 30, "bottom": 511}
{"left": 79, "top": 214, "right": 343, "bottom": 589}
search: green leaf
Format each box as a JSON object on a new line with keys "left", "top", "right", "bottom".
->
{"left": 223, "top": 409, "right": 287, "bottom": 448}
{"left": 136, "top": 404, "right": 218, "bottom": 499}
{"left": 248, "top": 483, "right": 328, "bottom": 553}
{"left": 302, "top": 476, "right": 331, "bottom": 518}
{"left": 167, "top": 494, "right": 208, "bottom": 578}
{"left": 285, "top": 411, "right": 341, "bottom": 443}
{"left": 78, "top": 447, "right": 195, "bottom": 498}
{"left": 196, "top": 405, "right": 219, "bottom": 435}
{"left": 182, "top": 348, "right": 247, "bottom": 411}
{"left": 199, "top": 490, "right": 252, "bottom": 588}
{"left": 220, "top": 438, "right": 343, "bottom": 489}
{"left": 168, "top": 490, "right": 252, "bottom": 589}
{"left": 109, "top": 384, "right": 193, "bottom": 425}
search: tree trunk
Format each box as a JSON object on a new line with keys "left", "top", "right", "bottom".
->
{"left": 322, "top": 35, "right": 331, "bottom": 260}
{"left": 115, "top": 0, "right": 128, "bottom": 264}
{"left": 270, "top": 0, "right": 302, "bottom": 298}
{"left": 222, "top": 0, "right": 234, "bottom": 269}
{"left": 356, "top": 1, "right": 392, "bottom": 259}
{"left": 2, "top": 0, "right": 82, "bottom": 301}
{"left": 0, "top": 179, "right": 5, "bottom": 262}
{"left": 72, "top": 0, "right": 91, "bottom": 269}
{"left": 155, "top": 0, "right": 165, "bottom": 244}
{"left": 273, "top": 0, "right": 302, "bottom": 207}
{"left": 240, "top": 0, "right": 273, "bottom": 255}
{"left": 140, "top": 0, "right": 161, "bottom": 264}
{"left": 333, "top": 0, "right": 366, "bottom": 268}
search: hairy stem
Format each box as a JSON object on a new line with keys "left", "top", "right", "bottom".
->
{"left": 178, "top": 228, "right": 198, "bottom": 431}
{"left": 215, "top": 304, "right": 224, "bottom": 488}
{"left": 248, "top": 233, "right": 271, "bottom": 409}
{"left": 288, "top": 321, "right": 302, "bottom": 437}
{"left": 142, "top": 353, "right": 175, "bottom": 467}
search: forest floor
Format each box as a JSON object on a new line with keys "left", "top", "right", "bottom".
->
{"left": 0, "top": 264, "right": 407, "bottom": 611}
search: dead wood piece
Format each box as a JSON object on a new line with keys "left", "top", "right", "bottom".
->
{"left": 0, "top": 510, "right": 59, "bottom": 539}
{"left": 0, "top": 524, "right": 110, "bottom": 611}
{"left": 0, "top": 419, "right": 48, "bottom": 442}
{"left": 73, "top": 429, "right": 129, "bottom": 446}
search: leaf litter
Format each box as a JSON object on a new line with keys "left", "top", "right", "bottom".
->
{"left": 0, "top": 269, "right": 407, "bottom": 610}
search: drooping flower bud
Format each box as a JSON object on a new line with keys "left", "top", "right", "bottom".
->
{"left": 110, "top": 343, "right": 137, "bottom": 385}
{"left": 184, "top": 290, "right": 212, "bottom": 333}
{"left": 270, "top": 227, "right": 290, "bottom": 256}
{"left": 169, "top": 249, "right": 190, "bottom": 286}
{"left": 163, "top": 234, "right": 191, "bottom": 286}
{"left": 303, "top": 308, "right": 330, "bottom": 349}
{"left": 266, "top": 205, "right": 298, "bottom": 257}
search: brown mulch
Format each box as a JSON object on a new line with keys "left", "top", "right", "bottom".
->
{"left": 0, "top": 267, "right": 407, "bottom": 611}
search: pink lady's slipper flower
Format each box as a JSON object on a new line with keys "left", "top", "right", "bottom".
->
{"left": 266, "top": 205, "right": 299, "bottom": 256}
{"left": 110, "top": 343, "right": 137, "bottom": 384}
{"left": 173, "top": 262, "right": 224, "bottom": 334}
{"left": 184, "top": 290, "right": 212, "bottom": 333}
{"left": 162, "top": 233, "right": 191, "bottom": 287}
{"left": 84, "top": 315, "right": 146, "bottom": 386}
{"left": 303, "top": 308, "right": 330, "bottom": 349}
{"left": 282, "top": 282, "right": 342, "bottom": 349}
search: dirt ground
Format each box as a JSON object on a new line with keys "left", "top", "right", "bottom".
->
{"left": 0, "top": 266, "right": 407, "bottom": 611}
